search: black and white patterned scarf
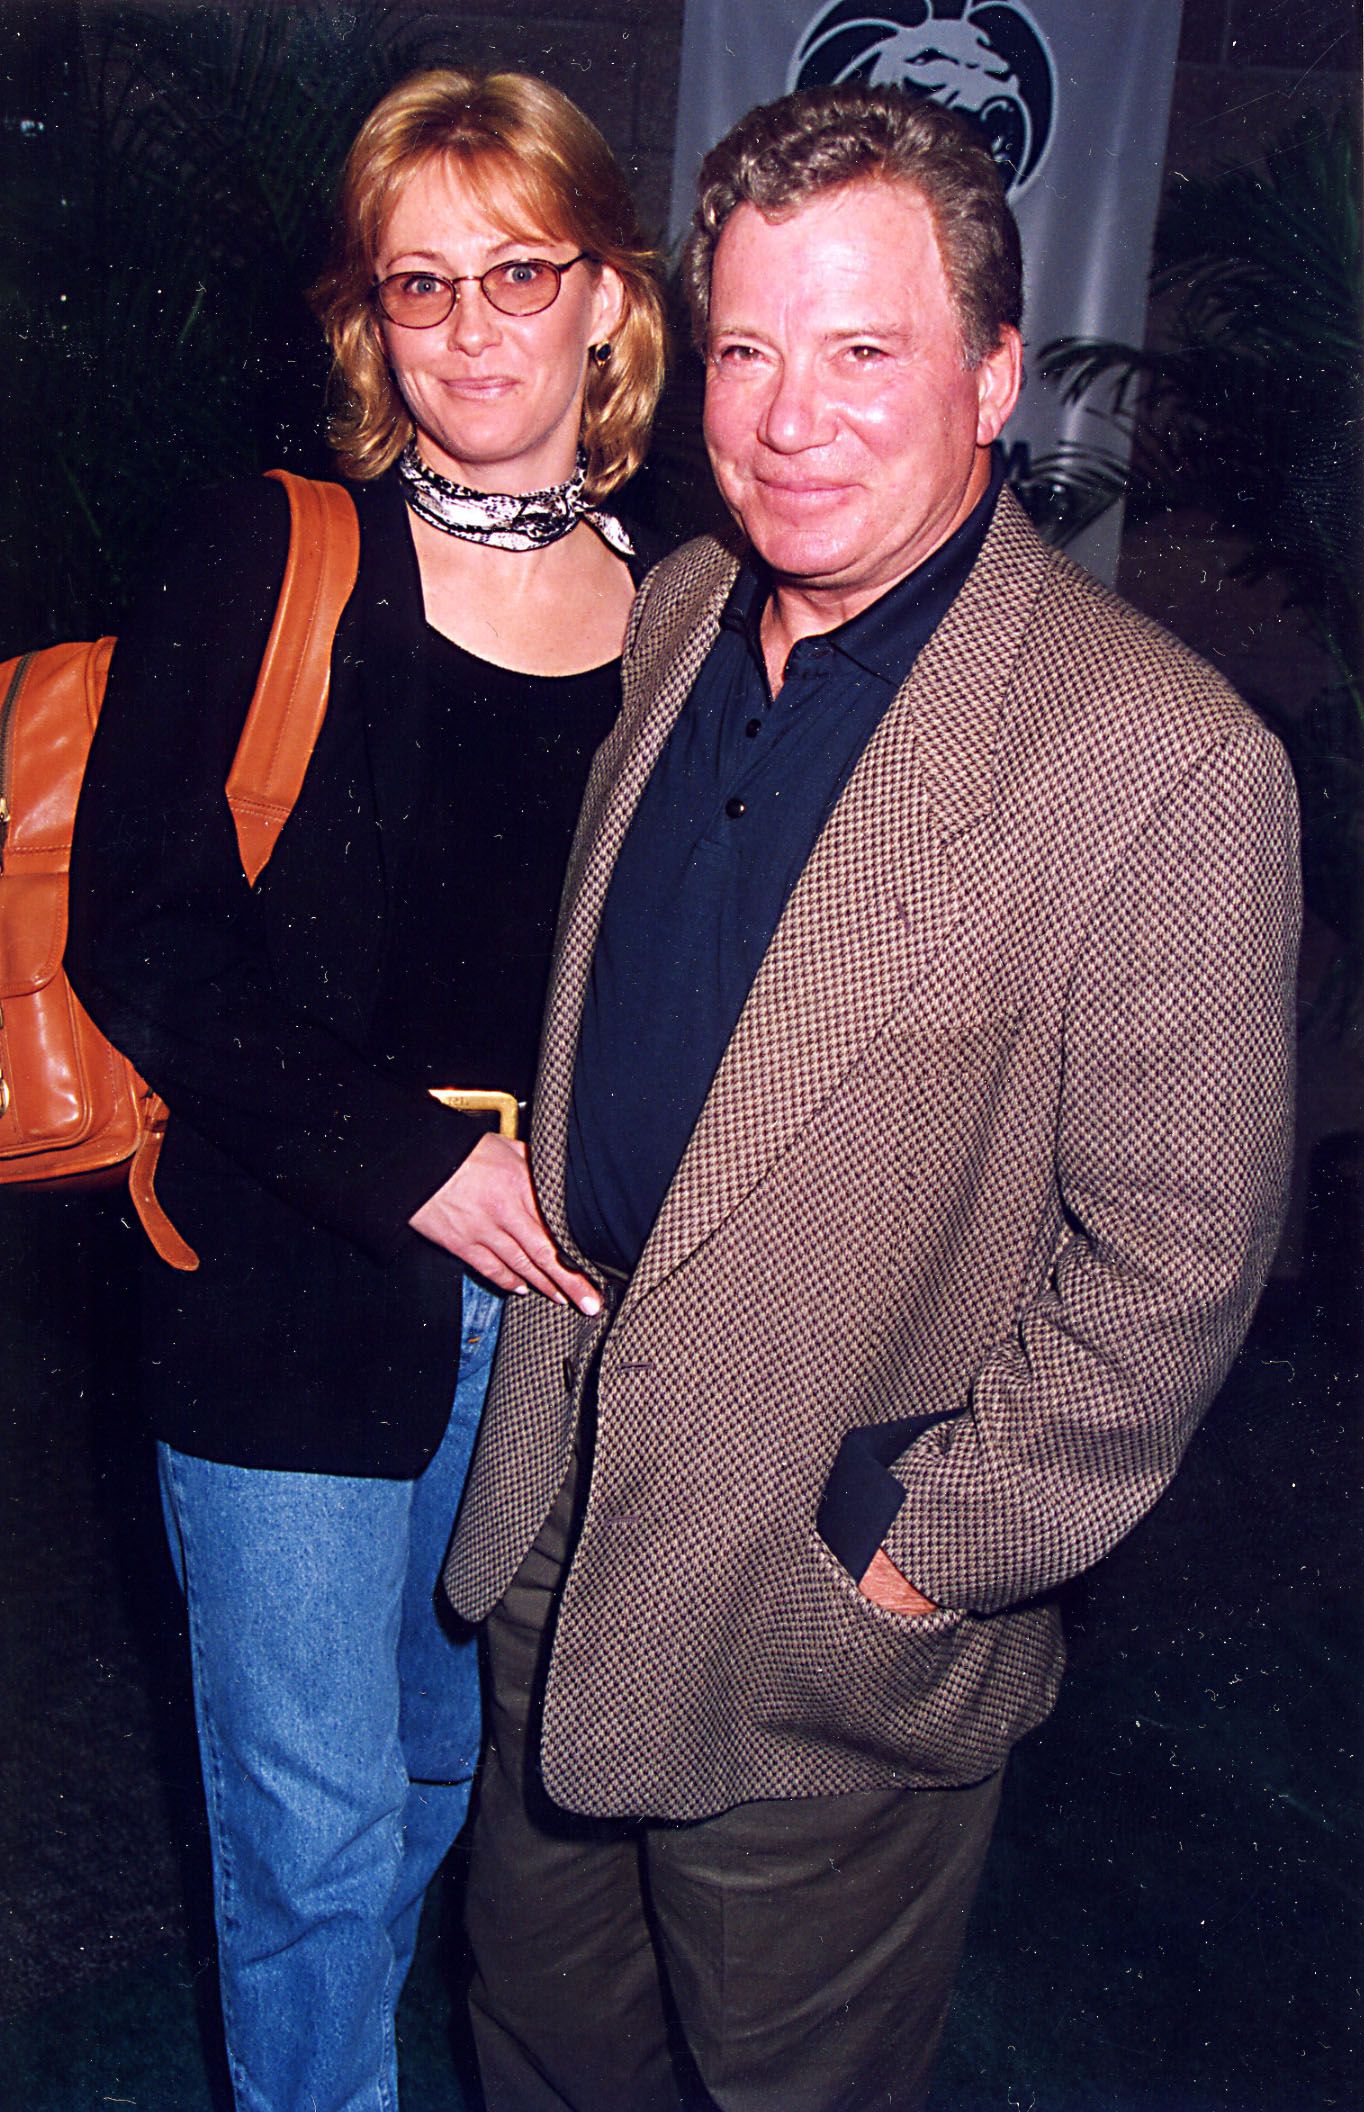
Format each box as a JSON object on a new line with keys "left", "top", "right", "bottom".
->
{"left": 397, "top": 441, "right": 633, "bottom": 557}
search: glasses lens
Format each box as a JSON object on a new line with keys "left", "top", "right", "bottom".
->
{"left": 482, "top": 260, "right": 563, "bottom": 315}
{"left": 378, "top": 273, "right": 454, "bottom": 327}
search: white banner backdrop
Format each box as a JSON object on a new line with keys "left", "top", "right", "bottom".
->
{"left": 668, "top": 0, "right": 1183, "bottom": 581}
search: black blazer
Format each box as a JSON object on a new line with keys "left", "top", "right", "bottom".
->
{"left": 69, "top": 469, "right": 551, "bottom": 1475}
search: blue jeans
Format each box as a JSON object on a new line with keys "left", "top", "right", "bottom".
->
{"left": 158, "top": 1274, "right": 502, "bottom": 2112}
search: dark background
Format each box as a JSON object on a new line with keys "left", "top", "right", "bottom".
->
{"left": 0, "top": 3, "right": 1359, "bottom": 2106}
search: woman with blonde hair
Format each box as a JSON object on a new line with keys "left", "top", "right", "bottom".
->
{"left": 67, "top": 66, "right": 665, "bottom": 2112}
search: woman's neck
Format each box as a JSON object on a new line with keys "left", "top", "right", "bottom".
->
{"left": 409, "top": 511, "right": 636, "bottom": 677}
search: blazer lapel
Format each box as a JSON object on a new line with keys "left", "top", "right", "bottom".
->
{"left": 622, "top": 488, "right": 1051, "bottom": 1310}
{"left": 532, "top": 540, "right": 740, "bottom": 1251}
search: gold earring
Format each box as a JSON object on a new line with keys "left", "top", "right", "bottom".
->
{"left": 591, "top": 342, "right": 612, "bottom": 367}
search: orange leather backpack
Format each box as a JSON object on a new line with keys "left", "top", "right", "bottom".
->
{"left": 0, "top": 470, "right": 360, "bottom": 1269}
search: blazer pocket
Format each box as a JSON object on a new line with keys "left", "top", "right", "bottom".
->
{"left": 805, "top": 1525, "right": 964, "bottom": 1642}
{"left": 771, "top": 1529, "right": 1056, "bottom": 1786}
{"left": 815, "top": 1413, "right": 965, "bottom": 1582}
{"left": 882, "top": 997, "right": 1025, "bottom": 1090}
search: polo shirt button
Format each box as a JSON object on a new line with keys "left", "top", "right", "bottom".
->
{"left": 744, "top": 717, "right": 762, "bottom": 738}
{"left": 725, "top": 796, "right": 747, "bottom": 819}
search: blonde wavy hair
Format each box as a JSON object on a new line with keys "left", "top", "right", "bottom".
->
{"left": 311, "top": 69, "right": 667, "bottom": 496}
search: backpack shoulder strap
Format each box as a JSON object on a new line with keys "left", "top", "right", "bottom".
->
{"left": 225, "top": 468, "right": 361, "bottom": 885}
{"left": 131, "top": 470, "right": 360, "bottom": 1273}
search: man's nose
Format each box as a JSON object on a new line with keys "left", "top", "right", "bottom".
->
{"left": 757, "top": 360, "right": 833, "bottom": 453}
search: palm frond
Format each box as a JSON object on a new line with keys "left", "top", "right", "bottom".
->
{"left": 1030, "top": 104, "right": 1362, "bottom": 1007}
{"left": 1037, "top": 106, "right": 1361, "bottom": 692}
{"left": 1009, "top": 442, "right": 1133, "bottom": 546}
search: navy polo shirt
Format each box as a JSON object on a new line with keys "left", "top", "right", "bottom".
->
{"left": 566, "top": 460, "right": 1003, "bottom": 1279}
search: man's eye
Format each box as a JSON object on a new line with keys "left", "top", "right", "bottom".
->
{"left": 846, "top": 343, "right": 886, "bottom": 362}
{"left": 714, "top": 342, "right": 760, "bottom": 365}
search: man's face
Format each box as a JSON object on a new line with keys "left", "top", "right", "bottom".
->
{"left": 702, "top": 181, "right": 1020, "bottom": 618}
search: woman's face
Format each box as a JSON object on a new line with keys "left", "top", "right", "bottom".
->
{"left": 376, "top": 157, "right": 623, "bottom": 493}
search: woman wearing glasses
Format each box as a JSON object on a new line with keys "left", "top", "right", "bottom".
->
{"left": 67, "top": 69, "right": 665, "bottom": 2112}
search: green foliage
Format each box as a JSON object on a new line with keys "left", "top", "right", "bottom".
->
{"left": 1022, "top": 106, "right": 1363, "bottom": 999}
{"left": 1036, "top": 106, "right": 1361, "bottom": 703}
{"left": 0, "top": 1, "right": 441, "bottom": 649}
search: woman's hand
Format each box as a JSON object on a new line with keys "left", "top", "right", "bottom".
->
{"left": 409, "top": 1133, "right": 602, "bottom": 1313}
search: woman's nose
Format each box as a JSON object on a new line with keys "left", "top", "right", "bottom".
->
{"left": 443, "top": 280, "right": 501, "bottom": 352}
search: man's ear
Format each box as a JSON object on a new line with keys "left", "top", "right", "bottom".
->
{"left": 974, "top": 325, "right": 1023, "bottom": 447}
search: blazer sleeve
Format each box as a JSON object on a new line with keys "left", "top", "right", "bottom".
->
{"left": 881, "top": 714, "right": 1301, "bottom": 1615}
{"left": 65, "top": 477, "right": 478, "bottom": 1260}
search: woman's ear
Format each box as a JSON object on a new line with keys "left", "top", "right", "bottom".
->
{"left": 591, "top": 262, "right": 627, "bottom": 345}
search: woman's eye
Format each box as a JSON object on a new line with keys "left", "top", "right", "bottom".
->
{"left": 505, "top": 260, "right": 544, "bottom": 286}
{"left": 403, "top": 274, "right": 445, "bottom": 297}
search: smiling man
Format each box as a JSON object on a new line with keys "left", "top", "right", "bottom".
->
{"left": 446, "top": 85, "right": 1300, "bottom": 2112}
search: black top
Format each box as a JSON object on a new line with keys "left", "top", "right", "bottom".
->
{"left": 66, "top": 469, "right": 648, "bottom": 1476}
{"left": 566, "top": 461, "right": 1003, "bottom": 1277}
{"left": 370, "top": 628, "right": 618, "bottom": 1106}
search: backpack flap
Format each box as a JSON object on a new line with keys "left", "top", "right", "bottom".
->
{"left": 1, "top": 637, "right": 114, "bottom": 872}
{"left": 0, "top": 872, "right": 66, "bottom": 996}
{"left": 0, "top": 639, "right": 146, "bottom": 1171}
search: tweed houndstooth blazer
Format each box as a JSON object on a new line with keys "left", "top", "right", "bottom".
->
{"left": 445, "top": 489, "right": 1300, "bottom": 1823}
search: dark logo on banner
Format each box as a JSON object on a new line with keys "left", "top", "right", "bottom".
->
{"left": 788, "top": 1, "right": 1055, "bottom": 195}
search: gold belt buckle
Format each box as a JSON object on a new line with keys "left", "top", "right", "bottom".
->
{"left": 428, "top": 1087, "right": 520, "bottom": 1140}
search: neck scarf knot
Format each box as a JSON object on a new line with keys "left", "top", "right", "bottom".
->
{"left": 397, "top": 442, "right": 633, "bottom": 557}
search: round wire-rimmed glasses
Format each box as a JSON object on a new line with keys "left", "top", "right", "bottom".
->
{"left": 372, "top": 254, "right": 593, "bottom": 328}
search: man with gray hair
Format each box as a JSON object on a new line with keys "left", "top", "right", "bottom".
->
{"left": 446, "top": 84, "right": 1299, "bottom": 2111}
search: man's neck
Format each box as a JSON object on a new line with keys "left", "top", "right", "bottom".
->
{"left": 756, "top": 453, "right": 996, "bottom": 696}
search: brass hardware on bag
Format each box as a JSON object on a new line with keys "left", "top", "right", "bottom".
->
{"left": 429, "top": 1088, "right": 519, "bottom": 1140}
{"left": 0, "top": 1072, "right": 10, "bottom": 1119}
